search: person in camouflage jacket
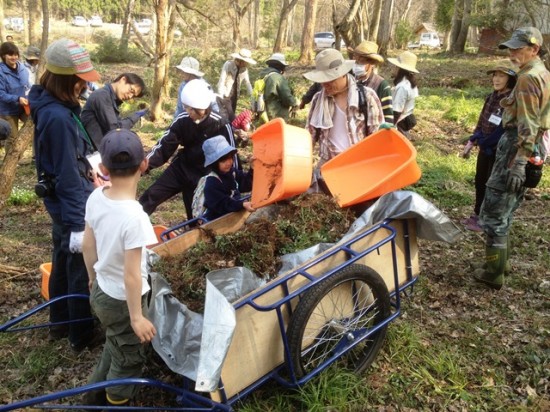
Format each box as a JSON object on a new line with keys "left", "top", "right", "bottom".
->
{"left": 475, "top": 27, "right": 550, "bottom": 290}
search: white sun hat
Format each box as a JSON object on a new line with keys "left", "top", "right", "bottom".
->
{"left": 176, "top": 56, "right": 204, "bottom": 77}
{"left": 230, "top": 48, "right": 257, "bottom": 65}
{"left": 180, "top": 79, "right": 213, "bottom": 110}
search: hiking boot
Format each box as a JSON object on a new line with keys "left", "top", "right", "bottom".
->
{"left": 48, "top": 325, "right": 69, "bottom": 341}
{"left": 81, "top": 389, "right": 107, "bottom": 412}
{"left": 70, "top": 329, "right": 105, "bottom": 354}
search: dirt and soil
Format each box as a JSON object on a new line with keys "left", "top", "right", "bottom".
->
{"left": 0, "top": 51, "right": 548, "bottom": 410}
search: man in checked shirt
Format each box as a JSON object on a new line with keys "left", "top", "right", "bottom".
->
{"left": 474, "top": 27, "right": 550, "bottom": 290}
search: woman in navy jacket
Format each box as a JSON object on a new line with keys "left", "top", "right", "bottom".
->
{"left": 460, "top": 66, "right": 517, "bottom": 232}
{"left": 30, "top": 38, "right": 102, "bottom": 353}
{"left": 0, "top": 41, "right": 30, "bottom": 155}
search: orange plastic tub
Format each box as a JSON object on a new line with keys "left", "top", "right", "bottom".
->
{"left": 320, "top": 128, "right": 421, "bottom": 207}
{"left": 40, "top": 262, "right": 52, "bottom": 300}
{"left": 251, "top": 118, "right": 313, "bottom": 208}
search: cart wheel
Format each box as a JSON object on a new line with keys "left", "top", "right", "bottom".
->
{"left": 286, "top": 264, "right": 391, "bottom": 378}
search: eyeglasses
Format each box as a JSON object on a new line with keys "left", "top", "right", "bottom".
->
{"left": 128, "top": 85, "right": 138, "bottom": 97}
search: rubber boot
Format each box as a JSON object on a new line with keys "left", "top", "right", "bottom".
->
{"left": 470, "top": 237, "right": 511, "bottom": 275}
{"left": 473, "top": 236, "right": 507, "bottom": 290}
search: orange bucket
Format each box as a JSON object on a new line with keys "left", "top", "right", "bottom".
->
{"left": 40, "top": 262, "right": 52, "bottom": 300}
{"left": 147, "top": 224, "right": 176, "bottom": 249}
{"left": 250, "top": 118, "right": 313, "bottom": 208}
{"left": 320, "top": 128, "right": 421, "bottom": 207}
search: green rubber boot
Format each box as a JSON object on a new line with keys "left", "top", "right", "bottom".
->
{"left": 471, "top": 237, "right": 511, "bottom": 275}
{"left": 473, "top": 236, "right": 507, "bottom": 290}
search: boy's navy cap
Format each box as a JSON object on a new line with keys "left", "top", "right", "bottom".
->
{"left": 99, "top": 129, "right": 145, "bottom": 170}
{"left": 499, "top": 27, "right": 543, "bottom": 49}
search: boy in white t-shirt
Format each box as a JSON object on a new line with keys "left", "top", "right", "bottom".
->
{"left": 82, "top": 129, "right": 158, "bottom": 408}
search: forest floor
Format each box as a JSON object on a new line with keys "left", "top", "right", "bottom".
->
{"left": 0, "top": 50, "right": 548, "bottom": 411}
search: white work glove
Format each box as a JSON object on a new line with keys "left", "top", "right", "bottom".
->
{"left": 69, "top": 231, "right": 85, "bottom": 253}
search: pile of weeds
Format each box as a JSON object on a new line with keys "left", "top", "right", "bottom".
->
{"left": 152, "top": 193, "right": 355, "bottom": 312}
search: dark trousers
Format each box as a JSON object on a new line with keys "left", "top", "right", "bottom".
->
{"left": 139, "top": 159, "right": 196, "bottom": 219}
{"left": 474, "top": 150, "right": 496, "bottom": 215}
{"left": 49, "top": 213, "right": 94, "bottom": 346}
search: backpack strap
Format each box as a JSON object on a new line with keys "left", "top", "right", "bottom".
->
{"left": 357, "top": 84, "right": 369, "bottom": 134}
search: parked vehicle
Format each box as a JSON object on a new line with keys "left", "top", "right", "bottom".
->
{"left": 72, "top": 16, "right": 88, "bottom": 27}
{"left": 132, "top": 18, "right": 152, "bottom": 35}
{"left": 5, "top": 17, "right": 24, "bottom": 32}
{"left": 89, "top": 16, "right": 103, "bottom": 27}
{"left": 314, "top": 32, "right": 344, "bottom": 49}
{"left": 419, "top": 32, "right": 441, "bottom": 48}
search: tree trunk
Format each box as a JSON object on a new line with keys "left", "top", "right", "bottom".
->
{"left": 28, "top": 0, "right": 41, "bottom": 45}
{"left": 273, "top": 0, "right": 299, "bottom": 52}
{"left": 376, "top": 0, "right": 394, "bottom": 55}
{"left": 229, "top": 0, "right": 254, "bottom": 49}
{"left": 298, "top": 0, "right": 319, "bottom": 64}
{"left": 0, "top": 121, "right": 33, "bottom": 210}
{"left": 150, "top": 0, "right": 176, "bottom": 122}
{"left": 369, "top": 0, "right": 382, "bottom": 40}
{"left": 334, "top": 0, "right": 363, "bottom": 48}
{"left": 253, "top": 0, "right": 260, "bottom": 48}
{"left": 121, "top": 0, "right": 136, "bottom": 53}
{"left": 449, "top": 0, "right": 472, "bottom": 53}
{"left": 38, "top": 0, "right": 48, "bottom": 77}
{"left": 0, "top": 1, "right": 4, "bottom": 42}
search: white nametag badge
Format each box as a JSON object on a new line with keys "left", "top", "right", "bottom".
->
{"left": 86, "top": 151, "right": 109, "bottom": 181}
{"left": 488, "top": 114, "right": 502, "bottom": 125}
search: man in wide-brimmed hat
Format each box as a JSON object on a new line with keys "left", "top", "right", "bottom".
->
{"left": 257, "top": 52, "right": 297, "bottom": 121}
{"left": 473, "top": 27, "right": 550, "bottom": 290}
{"left": 350, "top": 41, "right": 393, "bottom": 124}
{"left": 217, "top": 48, "right": 257, "bottom": 112}
{"left": 303, "top": 48, "right": 383, "bottom": 202}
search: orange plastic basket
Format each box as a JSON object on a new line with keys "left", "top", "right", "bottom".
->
{"left": 320, "top": 128, "right": 421, "bottom": 207}
{"left": 251, "top": 118, "right": 313, "bottom": 208}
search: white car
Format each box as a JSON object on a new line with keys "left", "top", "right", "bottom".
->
{"left": 133, "top": 19, "right": 152, "bottom": 35}
{"left": 72, "top": 16, "right": 88, "bottom": 27}
{"left": 314, "top": 32, "right": 344, "bottom": 49}
{"left": 89, "top": 16, "right": 103, "bottom": 27}
{"left": 418, "top": 32, "right": 441, "bottom": 48}
{"left": 10, "top": 17, "right": 24, "bottom": 33}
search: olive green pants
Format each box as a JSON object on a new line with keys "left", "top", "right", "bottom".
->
{"left": 89, "top": 281, "right": 148, "bottom": 402}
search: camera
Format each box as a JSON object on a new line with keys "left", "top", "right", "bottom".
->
{"left": 34, "top": 178, "right": 55, "bottom": 198}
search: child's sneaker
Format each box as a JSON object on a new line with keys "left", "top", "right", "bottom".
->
{"left": 460, "top": 215, "right": 477, "bottom": 226}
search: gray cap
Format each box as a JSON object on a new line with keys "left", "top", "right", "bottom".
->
{"left": 0, "top": 118, "right": 11, "bottom": 140}
{"left": 499, "top": 27, "right": 543, "bottom": 49}
{"left": 203, "top": 135, "right": 237, "bottom": 167}
{"left": 24, "top": 46, "right": 41, "bottom": 60}
{"left": 99, "top": 129, "right": 145, "bottom": 170}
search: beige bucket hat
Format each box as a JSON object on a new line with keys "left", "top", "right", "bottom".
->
{"left": 230, "top": 48, "right": 257, "bottom": 65}
{"left": 266, "top": 52, "right": 288, "bottom": 66}
{"left": 387, "top": 51, "right": 419, "bottom": 73}
{"left": 349, "top": 41, "right": 384, "bottom": 63}
{"left": 303, "top": 49, "right": 355, "bottom": 83}
{"left": 176, "top": 56, "right": 204, "bottom": 77}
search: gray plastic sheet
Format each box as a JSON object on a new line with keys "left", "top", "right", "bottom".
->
{"left": 344, "top": 190, "right": 462, "bottom": 243}
{"left": 146, "top": 190, "right": 461, "bottom": 391}
{"left": 146, "top": 263, "right": 263, "bottom": 392}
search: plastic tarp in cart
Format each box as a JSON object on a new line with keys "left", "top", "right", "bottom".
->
{"left": 147, "top": 190, "right": 461, "bottom": 392}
